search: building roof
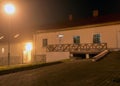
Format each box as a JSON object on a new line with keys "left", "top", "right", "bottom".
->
{"left": 36, "top": 13, "right": 120, "bottom": 33}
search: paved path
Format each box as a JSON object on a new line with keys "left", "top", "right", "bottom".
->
{"left": 0, "top": 59, "right": 120, "bottom": 86}
{"left": 0, "top": 60, "right": 80, "bottom": 86}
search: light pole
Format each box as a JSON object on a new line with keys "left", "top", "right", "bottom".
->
{"left": 4, "top": 3, "right": 16, "bottom": 65}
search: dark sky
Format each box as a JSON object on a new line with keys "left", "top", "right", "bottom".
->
{"left": 17, "top": 0, "right": 120, "bottom": 27}
{"left": 0, "top": 0, "right": 120, "bottom": 38}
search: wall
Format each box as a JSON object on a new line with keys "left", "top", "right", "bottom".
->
{"left": 117, "top": 27, "right": 120, "bottom": 48}
{"left": 34, "top": 23, "right": 120, "bottom": 62}
{"left": 93, "top": 25, "right": 117, "bottom": 48}
{"left": 0, "top": 42, "right": 23, "bottom": 65}
{"left": 46, "top": 52, "right": 70, "bottom": 62}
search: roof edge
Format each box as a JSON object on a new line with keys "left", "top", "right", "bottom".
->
{"left": 36, "top": 21, "right": 120, "bottom": 33}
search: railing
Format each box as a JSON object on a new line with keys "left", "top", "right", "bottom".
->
{"left": 46, "top": 43, "right": 107, "bottom": 53}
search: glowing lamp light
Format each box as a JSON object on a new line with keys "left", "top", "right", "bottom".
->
{"left": 4, "top": 3, "right": 15, "bottom": 15}
{"left": 2, "top": 48, "right": 5, "bottom": 54}
{"left": 14, "top": 34, "right": 20, "bottom": 38}
{"left": 58, "top": 34, "right": 64, "bottom": 38}
{"left": 0, "top": 36, "right": 4, "bottom": 40}
{"left": 25, "top": 42, "right": 33, "bottom": 51}
{"left": 24, "top": 42, "right": 33, "bottom": 63}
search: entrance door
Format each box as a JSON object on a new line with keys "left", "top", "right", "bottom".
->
{"left": 118, "top": 31, "right": 120, "bottom": 48}
{"left": 23, "top": 42, "right": 33, "bottom": 63}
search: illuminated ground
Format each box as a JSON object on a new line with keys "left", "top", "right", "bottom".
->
{"left": 0, "top": 51, "right": 120, "bottom": 86}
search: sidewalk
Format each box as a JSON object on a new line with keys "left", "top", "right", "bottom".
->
{"left": 0, "top": 61, "right": 63, "bottom": 75}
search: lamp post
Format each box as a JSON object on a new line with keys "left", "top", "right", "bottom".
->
{"left": 4, "top": 3, "right": 16, "bottom": 65}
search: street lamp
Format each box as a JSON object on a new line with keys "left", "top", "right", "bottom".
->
{"left": 4, "top": 3, "right": 16, "bottom": 65}
{"left": 4, "top": 3, "right": 15, "bottom": 15}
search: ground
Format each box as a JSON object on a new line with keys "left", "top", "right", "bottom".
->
{"left": 0, "top": 51, "right": 120, "bottom": 86}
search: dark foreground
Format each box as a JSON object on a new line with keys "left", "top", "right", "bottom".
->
{"left": 0, "top": 51, "right": 120, "bottom": 86}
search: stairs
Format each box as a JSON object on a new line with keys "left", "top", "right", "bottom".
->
{"left": 92, "top": 50, "right": 109, "bottom": 62}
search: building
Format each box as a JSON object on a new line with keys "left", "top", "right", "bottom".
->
{"left": 34, "top": 14, "right": 120, "bottom": 62}
{"left": 0, "top": 34, "right": 33, "bottom": 65}
{"left": 0, "top": 14, "right": 120, "bottom": 65}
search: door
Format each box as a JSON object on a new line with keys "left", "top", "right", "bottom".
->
{"left": 23, "top": 42, "right": 33, "bottom": 63}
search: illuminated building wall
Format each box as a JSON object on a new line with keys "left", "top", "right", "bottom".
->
{"left": 34, "top": 22, "right": 120, "bottom": 62}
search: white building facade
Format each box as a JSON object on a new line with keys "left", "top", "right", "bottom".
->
{"left": 34, "top": 22, "right": 120, "bottom": 62}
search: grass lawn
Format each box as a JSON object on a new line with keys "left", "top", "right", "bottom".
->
{"left": 34, "top": 51, "right": 120, "bottom": 86}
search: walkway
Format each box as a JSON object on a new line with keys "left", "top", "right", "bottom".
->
{"left": 0, "top": 52, "right": 120, "bottom": 86}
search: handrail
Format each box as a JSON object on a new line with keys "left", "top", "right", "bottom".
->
{"left": 46, "top": 43, "right": 107, "bottom": 52}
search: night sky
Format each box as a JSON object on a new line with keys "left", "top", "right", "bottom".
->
{"left": 18, "top": 0, "right": 120, "bottom": 26}
{"left": 18, "top": 0, "right": 120, "bottom": 27}
{"left": 0, "top": 0, "right": 120, "bottom": 40}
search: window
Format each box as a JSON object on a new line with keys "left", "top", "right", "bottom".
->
{"left": 43, "top": 39, "right": 48, "bottom": 47}
{"left": 93, "top": 34, "right": 101, "bottom": 43}
{"left": 73, "top": 36, "right": 80, "bottom": 44}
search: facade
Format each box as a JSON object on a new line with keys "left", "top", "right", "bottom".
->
{"left": 34, "top": 21, "right": 120, "bottom": 62}
{"left": 0, "top": 41, "right": 34, "bottom": 65}
{"left": 0, "top": 21, "right": 120, "bottom": 65}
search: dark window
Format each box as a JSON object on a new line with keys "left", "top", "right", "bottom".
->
{"left": 93, "top": 34, "right": 101, "bottom": 43}
{"left": 73, "top": 36, "right": 80, "bottom": 44}
{"left": 43, "top": 39, "right": 48, "bottom": 47}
